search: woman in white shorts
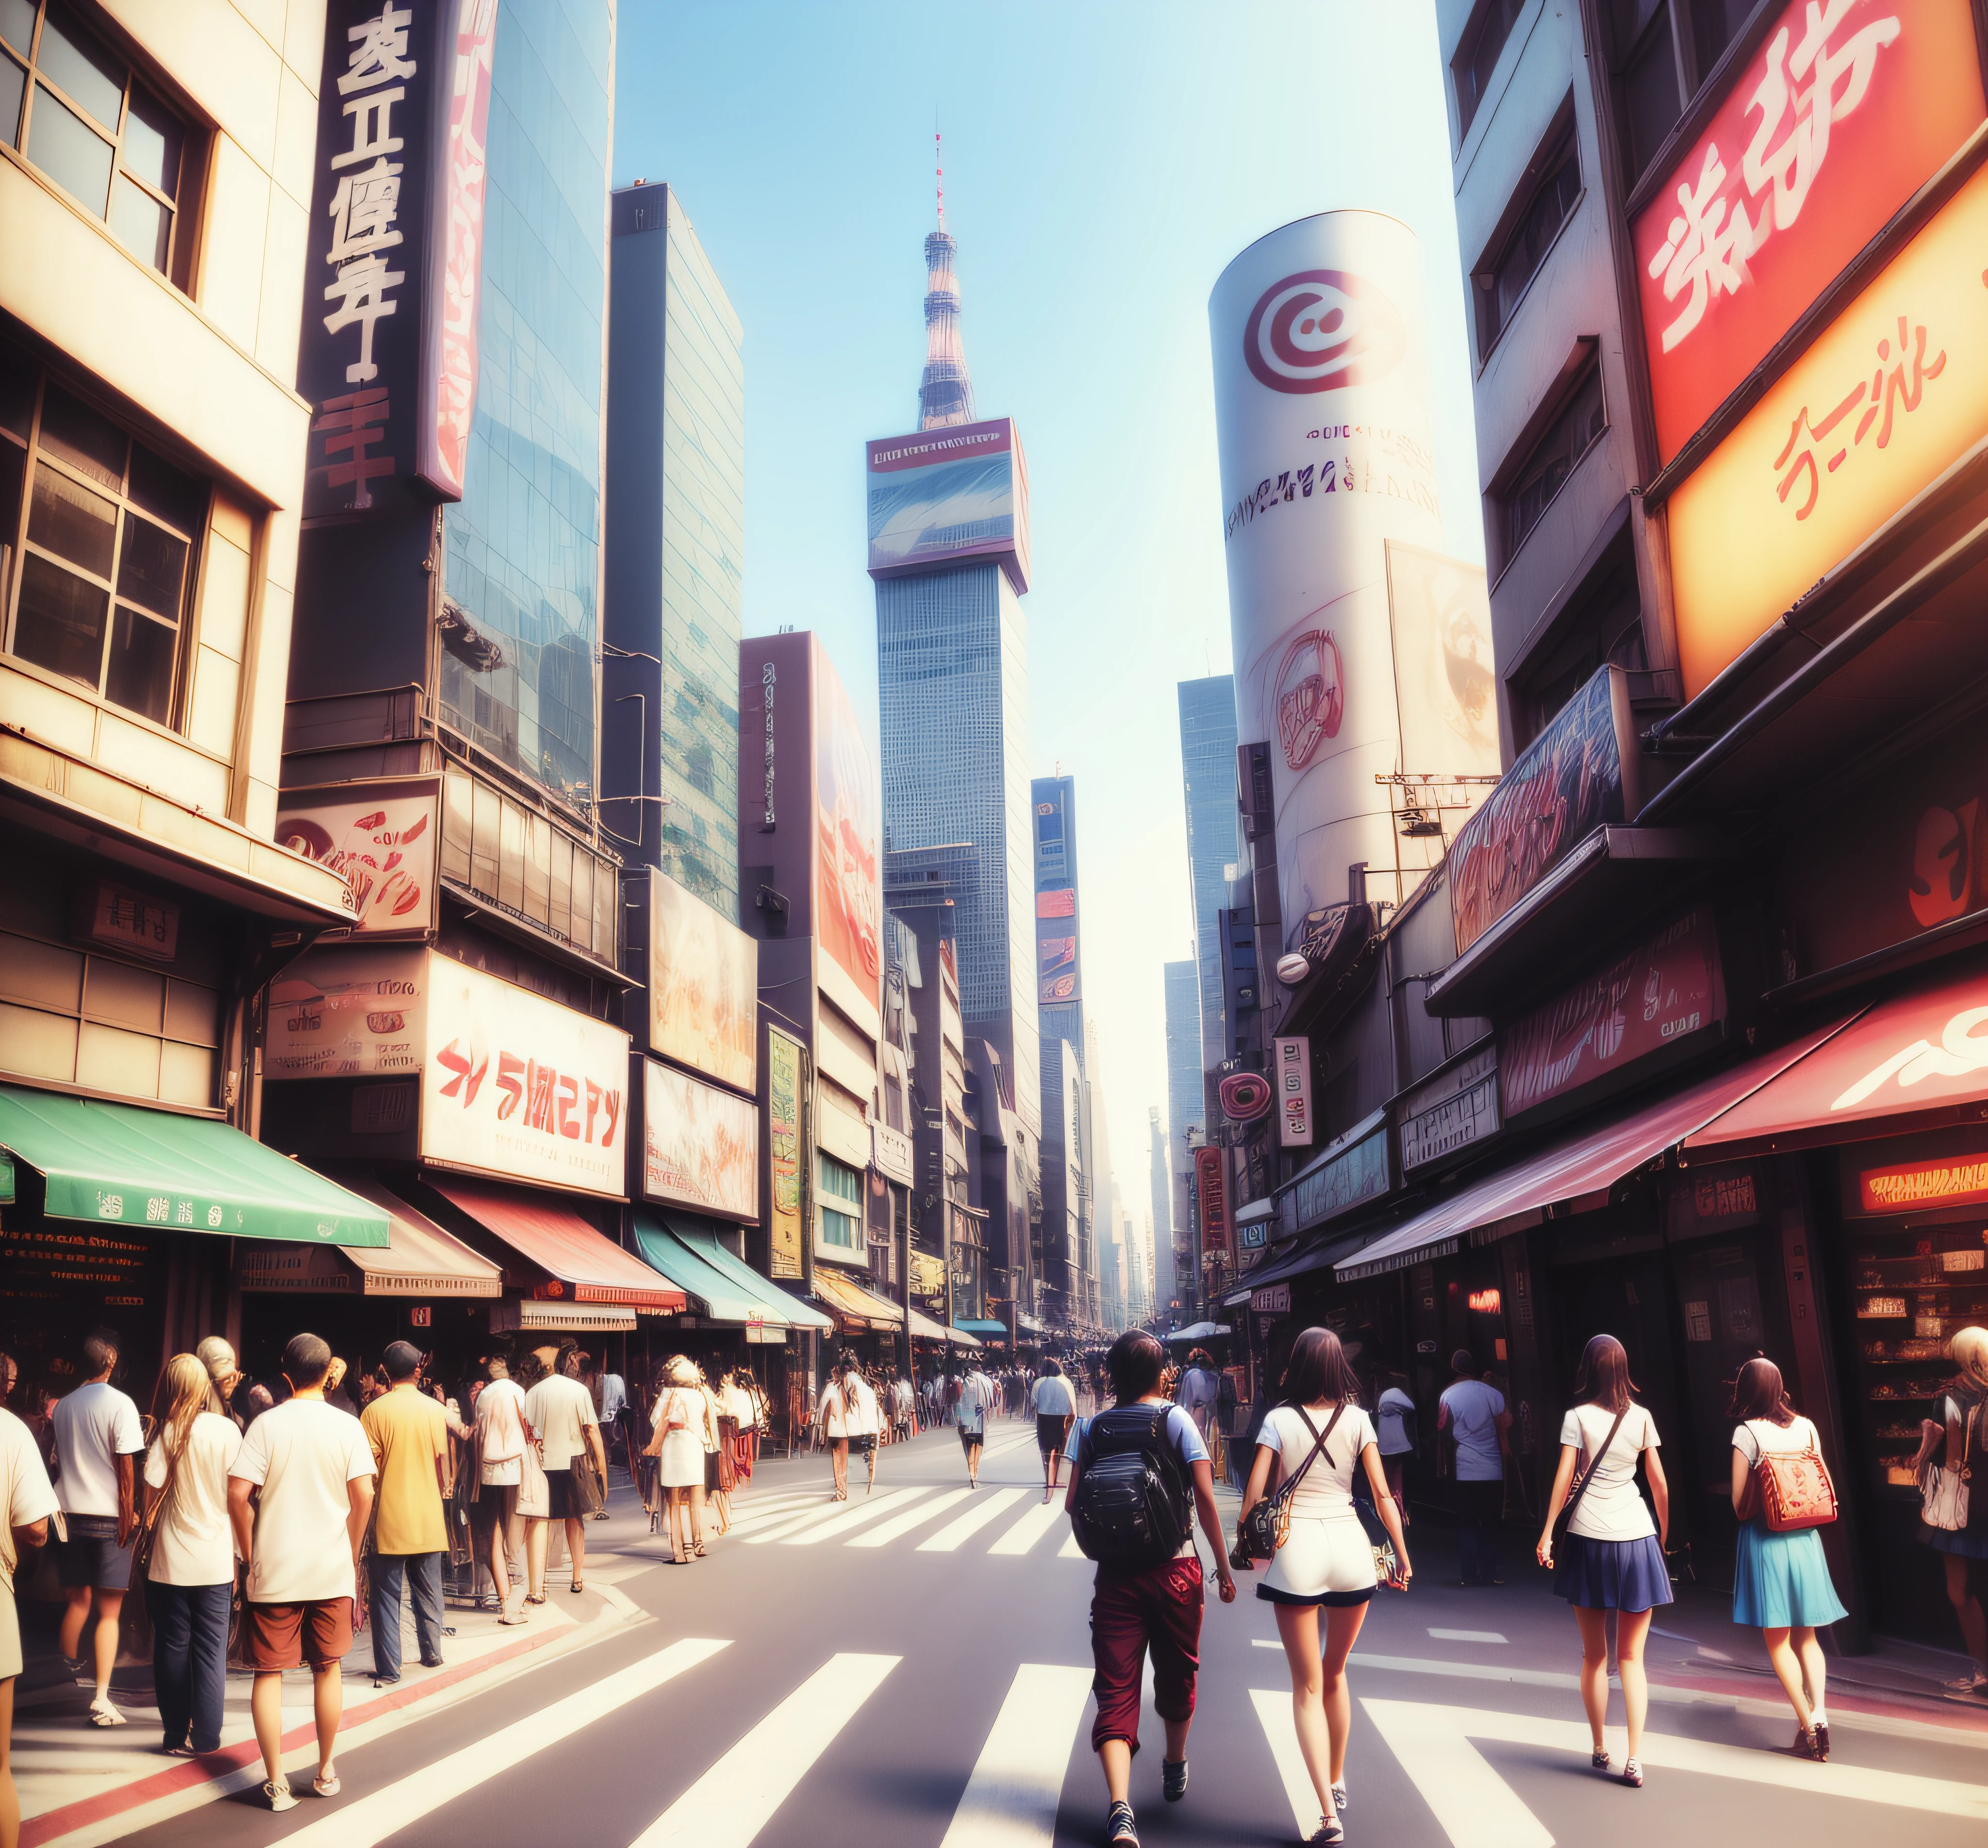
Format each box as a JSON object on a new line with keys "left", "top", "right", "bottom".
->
{"left": 1241, "top": 1327, "right": 1412, "bottom": 1846}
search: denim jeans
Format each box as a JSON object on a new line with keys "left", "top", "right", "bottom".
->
{"left": 1458, "top": 1477, "right": 1504, "bottom": 1582}
{"left": 146, "top": 1580, "right": 231, "bottom": 1752}
{"left": 369, "top": 1551, "right": 445, "bottom": 1678}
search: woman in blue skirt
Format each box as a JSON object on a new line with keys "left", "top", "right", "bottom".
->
{"left": 1728, "top": 1357, "right": 1846, "bottom": 1760}
{"left": 1536, "top": 1335, "right": 1671, "bottom": 1789}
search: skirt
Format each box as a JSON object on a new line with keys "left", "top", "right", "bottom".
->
{"left": 1921, "top": 1520, "right": 1988, "bottom": 1560}
{"left": 1554, "top": 1533, "right": 1673, "bottom": 1612}
{"left": 1258, "top": 1513, "right": 1377, "bottom": 1607}
{"left": 657, "top": 1429, "right": 705, "bottom": 1489}
{"left": 1733, "top": 1518, "right": 1848, "bottom": 1628}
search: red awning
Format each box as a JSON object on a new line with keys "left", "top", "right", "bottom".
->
{"left": 1338, "top": 1022, "right": 1850, "bottom": 1280}
{"left": 429, "top": 1179, "right": 685, "bottom": 1311}
{"left": 1685, "top": 961, "right": 1988, "bottom": 1160}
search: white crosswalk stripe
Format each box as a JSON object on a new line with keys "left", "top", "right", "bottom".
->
{"left": 847, "top": 1485, "right": 973, "bottom": 1546}
{"left": 986, "top": 1497, "right": 1066, "bottom": 1556}
{"left": 743, "top": 1495, "right": 880, "bottom": 1544}
{"left": 630, "top": 1652, "right": 900, "bottom": 1848}
{"left": 1058, "top": 1530, "right": 1086, "bottom": 1558}
{"left": 937, "top": 1663, "right": 1092, "bottom": 1848}
{"left": 1251, "top": 1686, "right": 1329, "bottom": 1838}
{"left": 778, "top": 1486, "right": 931, "bottom": 1545}
{"left": 918, "top": 1486, "right": 1027, "bottom": 1551}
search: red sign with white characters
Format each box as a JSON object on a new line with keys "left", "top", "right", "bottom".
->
{"left": 1632, "top": 0, "right": 1983, "bottom": 463}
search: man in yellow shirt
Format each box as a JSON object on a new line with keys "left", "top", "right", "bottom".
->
{"left": 360, "top": 1342, "right": 450, "bottom": 1684}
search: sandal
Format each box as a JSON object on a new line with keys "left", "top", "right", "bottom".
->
{"left": 89, "top": 1700, "right": 126, "bottom": 1728}
{"left": 497, "top": 1609, "right": 530, "bottom": 1626}
{"left": 524, "top": 1593, "right": 547, "bottom": 1605}
{"left": 1590, "top": 1750, "right": 1611, "bottom": 1773}
{"left": 569, "top": 1579, "right": 584, "bottom": 1593}
{"left": 1621, "top": 1758, "right": 1643, "bottom": 1788}
{"left": 265, "top": 1781, "right": 297, "bottom": 1814}
{"left": 314, "top": 1771, "right": 340, "bottom": 1798}
{"left": 1794, "top": 1724, "right": 1822, "bottom": 1761}
{"left": 1310, "top": 1821, "right": 1344, "bottom": 1846}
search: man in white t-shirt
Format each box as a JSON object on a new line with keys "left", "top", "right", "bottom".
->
{"left": 523, "top": 1346, "right": 605, "bottom": 1600}
{"left": 228, "top": 1333, "right": 377, "bottom": 1813}
{"left": 1437, "top": 1350, "right": 1510, "bottom": 1586}
{"left": 1375, "top": 1370, "right": 1417, "bottom": 1525}
{"left": 1032, "top": 1360, "right": 1078, "bottom": 1501}
{"left": 3, "top": 1396, "right": 60, "bottom": 1825}
{"left": 51, "top": 1329, "right": 145, "bottom": 1723}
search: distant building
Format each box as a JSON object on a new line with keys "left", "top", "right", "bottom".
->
{"left": 1178, "top": 676, "right": 1241, "bottom": 1115}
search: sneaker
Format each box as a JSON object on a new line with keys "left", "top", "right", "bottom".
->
{"left": 265, "top": 1782, "right": 298, "bottom": 1813}
{"left": 1330, "top": 1782, "right": 1348, "bottom": 1813}
{"left": 1162, "top": 1758, "right": 1188, "bottom": 1802}
{"left": 1309, "top": 1820, "right": 1345, "bottom": 1845}
{"left": 1621, "top": 1758, "right": 1643, "bottom": 1788}
{"left": 1107, "top": 1799, "right": 1140, "bottom": 1845}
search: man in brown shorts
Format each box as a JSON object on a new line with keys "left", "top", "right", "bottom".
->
{"left": 227, "top": 1333, "right": 377, "bottom": 1813}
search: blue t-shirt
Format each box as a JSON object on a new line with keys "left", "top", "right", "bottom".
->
{"left": 1071, "top": 1403, "right": 1209, "bottom": 1473}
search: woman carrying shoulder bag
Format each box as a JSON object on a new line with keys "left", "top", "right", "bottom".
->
{"left": 1727, "top": 1357, "right": 1846, "bottom": 1758}
{"left": 1239, "top": 1327, "right": 1411, "bottom": 1847}
{"left": 1915, "top": 1324, "right": 1988, "bottom": 1699}
{"left": 645, "top": 1359, "right": 704, "bottom": 1566}
{"left": 1536, "top": 1334, "right": 1671, "bottom": 1790}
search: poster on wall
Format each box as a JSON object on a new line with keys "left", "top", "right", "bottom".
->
{"left": 643, "top": 1060, "right": 758, "bottom": 1222}
{"left": 420, "top": 957, "right": 630, "bottom": 1198}
{"left": 275, "top": 779, "right": 439, "bottom": 934}
{"left": 1384, "top": 541, "right": 1500, "bottom": 785}
{"left": 766, "top": 1027, "right": 804, "bottom": 1279}
{"left": 649, "top": 877, "right": 757, "bottom": 1094}
{"left": 266, "top": 946, "right": 427, "bottom": 1078}
{"left": 865, "top": 418, "right": 1031, "bottom": 592}
{"left": 815, "top": 660, "right": 881, "bottom": 1024}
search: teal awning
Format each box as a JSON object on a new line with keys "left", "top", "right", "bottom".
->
{"left": 954, "top": 1319, "right": 1009, "bottom": 1337}
{"left": 0, "top": 1084, "right": 388, "bottom": 1246}
{"left": 669, "top": 1221, "right": 834, "bottom": 1332}
{"left": 631, "top": 1215, "right": 834, "bottom": 1332}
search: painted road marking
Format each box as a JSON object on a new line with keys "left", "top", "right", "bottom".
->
{"left": 938, "top": 1664, "right": 1093, "bottom": 1848}
{"left": 1058, "top": 1530, "right": 1086, "bottom": 1558}
{"left": 743, "top": 1492, "right": 902, "bottom": 1545}
{"left": 918, "top": 1487, "right": 1027, "bottom": 1552}
{"left": 1427, "top": 1629, "right": 1508, "bottom": 1644}
{"left": 1250, "top": 1687, "right": 1328, "bottom": 1837}
{"left": 987, "top": 1498, "right": 1066, "bottom": 1556}
{"left": 631, "top": 1653, "right": 900, "bottom": 1848}
{"left": 778, "top": 1487, "right": 929, "bottom": 1546}
{"left": 276, "top": 1638, "right": 730, "bottom": 1848}
{"left": 847, "top": 1486, "right": 973, "bottom": 1547}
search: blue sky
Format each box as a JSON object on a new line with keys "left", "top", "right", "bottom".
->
{"left": 613, "top": 0, "right": 1483, "bottom": 1230}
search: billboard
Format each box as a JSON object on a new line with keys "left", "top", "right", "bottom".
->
{"left": 814, "top": 652, "right": 881, "bottom": 1029}
{"left": 766, "top": 1026, "right": 805, "bottom": 1279}
{"left": 266, "top": 945, "right": 427, "bottom": 1078}
{"left": 1383, "top": 542, "right": 1500, "bottom": 781}
{"left": 1631, "top": 0, "right": 1984, "bottom": 464}
{"left": 643, "top": 1059, "right": 759, "bottom": 1222}
{"left": 274, "top": 779, "right": 438, "bottom": 934}
{"left": 865, "top": 418, "right": 1031, "bottom": 594}
{"left": 649, "top": 876, "right": 757, "bottom": 1094}
{"left": 1209, "top": 214, "right": 1443, "bottom": 940}
{"left": 1032, "top": 779, "right": 1081, "bottom": 1005}
{"left": 1195, "top": 1144, "right": 1231, "bottom": 1262}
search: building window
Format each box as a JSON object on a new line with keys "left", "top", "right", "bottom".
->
{"left": 1, "top": 349, "right": 205, "bottom": 727}
{"left": 1453, "top": 0, "right": 1527, "bottom": 140}
{"left": 1498, "top": 363, "right": 1606, "bottom": 569}
{"left": 0, "top": 1, "right": 197, "bottom": 283}
{"left": 1476, "top": 120, "right": 1580, "bottom": 358}
{"left": 1609, "top": 0, "right": 1763, "bottom": 188}
{"left": 1511, "top": 544, "right": 1646, "bottom": 747}
{"left": 817, "top": 1152, "right": 862, "bottom": 1251}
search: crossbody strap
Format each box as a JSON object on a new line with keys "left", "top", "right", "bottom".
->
{"left": 1564, "top": 1406, "right": 1630, "bottom": 1525}
{"left": 1285, "top": 1403, "right": 1349, "bottom": 1501}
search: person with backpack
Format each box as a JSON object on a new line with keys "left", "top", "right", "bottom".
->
{"left": 1239, "top": 1326, "right": 1411, "bottom": 1846}
{"left": 1066, "top": 1329, "right": 1236, "bottom": 1848}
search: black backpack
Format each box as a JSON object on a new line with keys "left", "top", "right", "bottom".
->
{"left": 1071, "top": 1406, "right": 1192, "bottom": 1568}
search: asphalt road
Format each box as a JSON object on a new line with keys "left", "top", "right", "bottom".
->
{"left": 116, "top": 1422, "right": 1988, "bottom": 1848}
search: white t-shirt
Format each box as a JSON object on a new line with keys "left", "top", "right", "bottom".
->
{"left": 1439, "top": 1379, "right": 1507, "bottom": 1482}
{"left": 144, "top": 1412, "right": 242, "bottom": 1587}
{"left": 0, "top": 1408, "right": 60, "bottom": 1594}
{"left": 723, "top": 1382, "right": 755, "bottom": 1425}
{"left": 1559, "top": 1403, "right": 1659, "bottom": 1542}
{"left": 523, "top": 1375, "right": 599, "bottom": 1470}
{"left": 51, "top": 1381, "right": 145, "bottom": 1516}
{"left": 1375, "top": 1387, "right": 1416, "bottom": 1456}
{"left": 599, "top": 1373, "right": 628, "bottom": 1422}
{"left": 230, "top": 1397, "right": 377, "bottom": 1603}
{"left": 1032, "top": 1375, "right": 1076, "bottom": 1418}
{"left": 1733, "top": 1415, "right": 1820, "bottom": 1467}
{"left": 1258, "top": 1403, "right": 1378, "bottom": 1519}
{"left": 477, "top": 1378, "right": 529, "bottom": 1485}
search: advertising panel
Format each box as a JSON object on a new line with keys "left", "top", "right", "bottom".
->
{"left": 814, "top": 654, "right": 881, "bottom": 1030}
{"left": 266, "top": 945, "right": 427, "bottom": 1078}
{"left": 275, "top": 779, "right": 439, "bottom": 934}
{"left": 1289, "top": 1117, "right": 1390, "bottom": 1229}
{"left": 1499, "top": 908, "right": 1726, "bottom": 1119}
{"left": 1383, "top": 542, "right": 1501, "bottom": 782}
{"left": 1275, "top": 1035, "right": 1314, "bottom": 1146}
{"left": 1666, "top": 157, "right": 1988, "bottom": 699}
{"left": 1399, "top": 1042, "right": 1501, "bottom": 1172}
{"left": 865, "top": 418, "right": 1031, "bottom": 593}
{"left": 421, "top": 957, "right": 630, "bottom": 1198}
{"left": 1447, "top": 667, "right": 1638, "bottom": 957}
{"left": 649, "top": 877, "right": 757, "bottom": 1094}
{"left": 872, "top": 1120, "right": 915, "bottom": 1186}
{"left": 766, "top": 1027, "right": 805, "bottom": 1279}
{"left": 1209, "top": 213, "right": 1443, "bottom": 938}
{"left": 1195, "top": 1145, "right": 1230, "bottom": 1263}
{"left": 1632, "top": 0, "right": 1984, "bottom": 464}
{"left": 643, "top": 1059, "right": 759, "bottom": 1222}
{"left": 1038, "top": 927, "right": 1078, "bottom": 1004}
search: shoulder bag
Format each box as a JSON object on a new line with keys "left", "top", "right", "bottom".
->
{"left": 1922, "top": 1400, "right": 1972, "bottom": 1532}
{"left": 1234, "top": 1403, "right": 1346, "bottom": 1565}
{"left": 1549, "top": 1405, "right": 1628, "bottom": 1557}
{"left": 1737, "top": 1419, "right": 1839, "bottom": 1532}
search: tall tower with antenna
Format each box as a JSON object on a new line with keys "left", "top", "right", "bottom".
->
{"left": 919, "top": 133, "right": 974, "bottom": 429}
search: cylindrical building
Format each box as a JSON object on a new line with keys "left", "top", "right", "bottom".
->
{"left": 1209, "top": 212, "right": 1443, "bottom": 942}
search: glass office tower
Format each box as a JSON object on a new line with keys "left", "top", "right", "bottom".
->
{"left": 1178, "top": 676, "right": 1242, "bottom": 1093}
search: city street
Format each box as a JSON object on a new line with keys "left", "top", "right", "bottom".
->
{"left": 35, "top": 1424, "right": 1985, "bottom": 1848}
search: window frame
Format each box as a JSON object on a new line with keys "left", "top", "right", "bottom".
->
{"left": 1452, "top": 0, "right": 1529, "bottom": 144}
{"left": 1473, "top": 112, "right": 1584, "bottom": 365}
{"left": 1607, "top": 0, "right": 1773, "bottom": 199}
{"left": 1490, "top": 348, "right": 1610, "bottom": 579}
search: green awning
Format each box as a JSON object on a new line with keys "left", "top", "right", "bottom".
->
{"left": 671, "top": 1221, "right": 834, "bottom": 1332}
{"left": 0, "top": 1085, "right": 388, "bottom": 1246}
{"left": 632, "top": 1215, "right": 834, "bottom": 1333}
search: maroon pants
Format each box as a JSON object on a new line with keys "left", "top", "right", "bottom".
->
{"left": 1089, "top": 1553, "right": 1204, "bottom": 1753}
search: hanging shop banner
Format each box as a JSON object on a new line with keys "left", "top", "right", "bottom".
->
{"left": 1448, "top": 666, "right": 1639, "bottom": 956}
{"left": 766, "top": 1027, "right": 805, "bottom": 1279}
{"left": 1275, "top": 1035, "right": 1314, "bottom": 1147}
{"left": 642, "top": 1059, "right": 758, "bottom": 1222}
{"left": 1500, "top": 908, "right": 1727, "bottom": 1119}
{"left": 649, "top": 875, "right": 757, "bottom": 1094}
{"left": 1287, "top": 1113, "right": 1391, "bottom": 1231}
{"left": 1667, "top": 157, "right": 1988, "bottom": 699}
{"left": 274, "top": 778, "right": 438, "bottom": 934}
{"left": 1632, "top": 0, "right": 1985, "bottom": 464}
{"left": 872, "top": 1120, "right": 915, "bottom": 1186}
{"left": 421, "top": 958, "right": 630, "bottom": 1198}
{"left": 267, "top": 945, "right": 427, "bottom": 1078}
{"left": 1399, "top": 1041, "right": 1501, "bottom": 1172}
{"left": 1195, "top": 1145, "right": 1231, "bottom": 1262}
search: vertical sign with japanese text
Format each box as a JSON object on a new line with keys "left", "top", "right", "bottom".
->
{"left": 1275, "top": 1035, "right": 1313, "bottom": 1147}
{"left": 1195, "top": 1144, "right": 1230, "bottom": 1264}
{"left": 767, "top": 1027, "right": 804, "bottom": 1279}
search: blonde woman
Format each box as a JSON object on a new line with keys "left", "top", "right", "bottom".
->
{"left": 646, "top": 1359, "right": 705, "bottom": 1565}
{"left": 141, "top": 1355, "right": 243, "bottom": 1756}
{"left": 1917, "top": 1324, "right": 1988, "bottom": 1698}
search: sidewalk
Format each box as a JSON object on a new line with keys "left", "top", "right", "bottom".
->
{"left": 14, "top": 1485, "right": 655, "bottom": 1848}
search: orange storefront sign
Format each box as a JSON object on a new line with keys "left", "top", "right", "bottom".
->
{"left": 1633, "top": 0, "right": 1983, "bottom": 463}
{"left": 1665, "top": 153, "right": 1988, "bottom": 699}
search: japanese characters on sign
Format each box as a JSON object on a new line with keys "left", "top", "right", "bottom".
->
{"left": 766, "top": 1027, "right": 804, "bottom": 1280}
{"left": 1195, "top": 1145, "right": 1231, "bottom": 1262}
{"left": 1275, "top": 1035, "right": 1314, "bottom": 1147}
{"left": 1632, "top": 0, "right": 1984, "bottom": 463}
{"left": 73, "top": 881, "right": 180, "bottom": 963}
{"left": 266, "top": 946, "right": 426, "bottom": 1078}
{"left": 1399, "top": 1042, "right": 1501, "bottom": 1172}
{"left": 1665, "top": 159, "right": 1988, "bottom": 698}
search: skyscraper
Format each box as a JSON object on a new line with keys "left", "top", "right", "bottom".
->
{"left": 603, "top": 181, "right": 746, "bottom": 920}
{"left": 1032, "top": 773, "right": 1087, "bottom": 1325}
{"left": 1163, "top": 957, "right": 1204, "bottom": 1316}
{"left": 1179, "top": 676, "right": 1242, "bottom": 1097}
{"left": 1147, "top": 1106, "right": 1175, "bottom": 1323}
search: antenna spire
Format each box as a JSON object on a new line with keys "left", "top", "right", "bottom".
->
{"left": 935, "top": 124, "right": 945, "bottom": 231}
{"left": 918, "top": 128, "right": 974, "bottom": 428}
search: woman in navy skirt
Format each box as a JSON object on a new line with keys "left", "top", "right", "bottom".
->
{"left": 1535, "top": 1335, "right": 1671, "bottom": 1789}
{"left": 1728, "top": 1357, "right": 1846, "bottom": 1759}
